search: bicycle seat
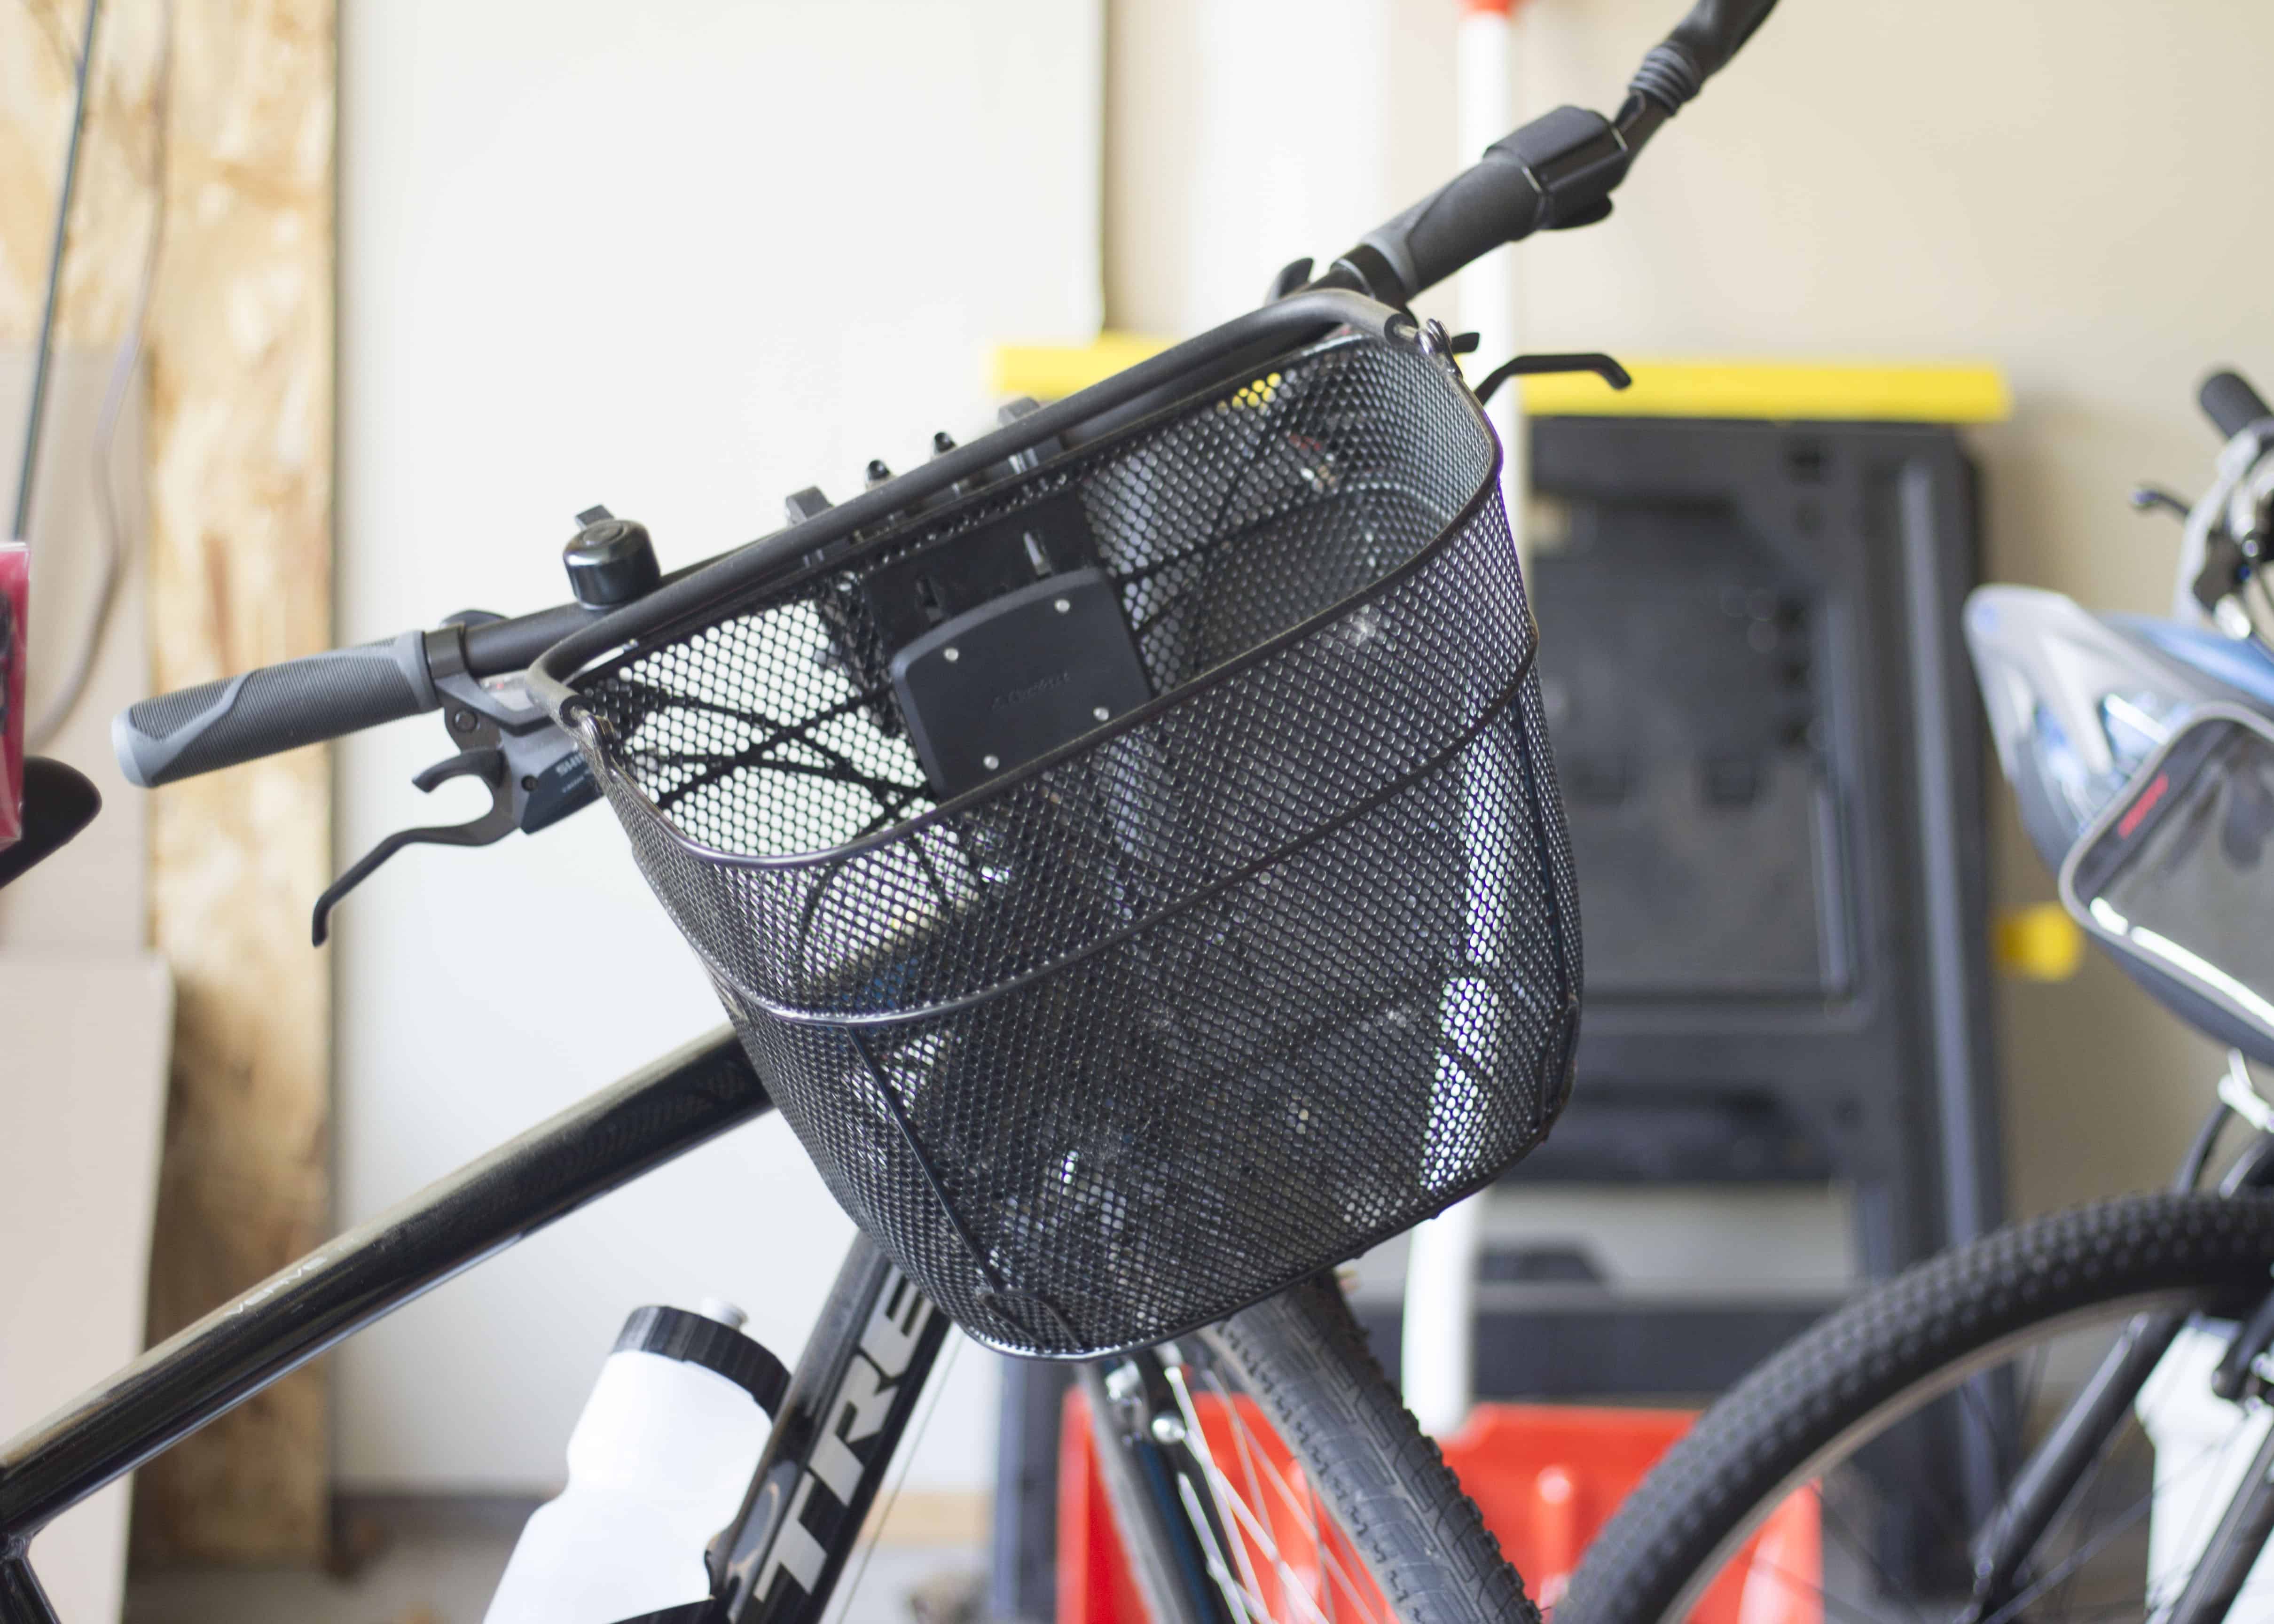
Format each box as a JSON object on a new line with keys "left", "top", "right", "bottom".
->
{"left": 0, "top": 757, "right": 102, "bottom": 891}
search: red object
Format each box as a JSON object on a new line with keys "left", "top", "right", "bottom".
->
{"left": 1059, "top": 1393, "right": 1820, "bottom": 1624}
{"left": 0, "top": 542, "right": 25, "bottom": 851}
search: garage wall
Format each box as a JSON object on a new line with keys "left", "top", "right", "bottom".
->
{"left": 335, "top": 0, "right": 1102, "bottom": 1492}
{"left": 1109, "top": 0, "right": 2274, "bottom": 1218}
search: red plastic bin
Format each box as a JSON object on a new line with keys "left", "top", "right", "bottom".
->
{"left": 1059, "top": 1392, "right": 1819, "bottom": 1624}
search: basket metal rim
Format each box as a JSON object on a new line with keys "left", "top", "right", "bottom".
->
{"left": 574, "top": 346, "right": 1509, "bottom": 882}
{"left": 525, "top": 289, "right": 1412, "bottom": 724}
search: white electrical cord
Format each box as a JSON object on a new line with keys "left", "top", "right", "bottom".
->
{"left": 27, "top": 0, "right": 172, "bottom": 750}
{"left": 1455, "top": 0, "right": 1523, "bottom": 535}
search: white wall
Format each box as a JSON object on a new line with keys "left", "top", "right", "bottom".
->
{"left": 0, "top": 355, "right": 167, "bottom": 1624}
{"left": 336, "top": 0, "right": 1101, "bottom": 1492}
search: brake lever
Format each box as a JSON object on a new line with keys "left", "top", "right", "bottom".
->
{"left": 311, "top": 713, "right": 517, "bottom": 945}
{"left": 2132, "top": 483, "right": 2192, "bottom": 521}
{"left": 310, "top": 608, "right": 601, "bottom": 945}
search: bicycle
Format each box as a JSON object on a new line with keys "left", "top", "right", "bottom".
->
{"left": 0, "top": 4, "right": 1781, "bottom": 1621}
{"left": 1560, "top": 371, "right": 2274, "bottom": 1624}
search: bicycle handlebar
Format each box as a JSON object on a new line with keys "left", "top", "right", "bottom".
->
{"left": 2200, "top": 369, "right": 2273, "bottom": 442}
{"left": 113, "top": 0, "right": 1785, "bottom": 792}
{"left": 1341, "top": 0, "right": 1779, "bottom": 305}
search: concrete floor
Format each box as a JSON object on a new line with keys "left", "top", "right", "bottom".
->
{"left": 125, "top": 1499, "right": 987, "bottom": 1624}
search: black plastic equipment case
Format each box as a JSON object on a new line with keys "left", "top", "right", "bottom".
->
{"left": 1349, "top": 412, "right": 2001, "bottom": 1396}
{"left": 990, "top": 411, "right": 2002, "bottom": 1616}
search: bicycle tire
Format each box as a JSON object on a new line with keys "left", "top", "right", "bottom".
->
{"left": 1558, "top": 1191, "right": 2274, "bottom": 1624}
{"left": 1089, "top": 1273, "right": 1540, "bottom": 1624}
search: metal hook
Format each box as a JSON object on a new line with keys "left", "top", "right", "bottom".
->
{"left": 1472, "top": 351, "right": 1633, "bottom": 405}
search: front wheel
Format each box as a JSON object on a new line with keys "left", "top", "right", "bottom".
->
{"left": 1560, "top": 1191, "right": 2274, "bottom": 1624}
{"left": 1083, "top": 1273, "right": 1540, "bottom": 1624}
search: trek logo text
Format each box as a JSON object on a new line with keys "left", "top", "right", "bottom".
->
{"left": 755, "top": 1268, "right": 936, "bottom": 1601}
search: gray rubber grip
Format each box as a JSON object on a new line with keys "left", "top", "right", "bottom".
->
{"left": 1359, "top": 156, "right": 1545, "bottom": 304}
{"left": 2202, "top": 369, "right": 2273, "bottom": 441}
{"left": 113, "top": 631, "right": 438, "bottom": 788}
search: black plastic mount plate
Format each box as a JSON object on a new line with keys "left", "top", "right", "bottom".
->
{"left": 889, "top": 567, "right": 1151, "bottom": 800}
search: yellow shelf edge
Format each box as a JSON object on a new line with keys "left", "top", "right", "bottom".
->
{"left": 993, "top": 334, "right": 1172, "bottom": 401}
{"left": 1521, "top": 359, "right": 2010, "bottom": 423}
{"left": 992, "top": 340, "right": 2011, "bottom": 425}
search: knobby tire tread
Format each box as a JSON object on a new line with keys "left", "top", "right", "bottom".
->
{"left": 1209, "top": 1273, "right": 1540, "bottom": 1624}
{"left": 1557, "top": 1191, "right": 2274, "bottom": 1624}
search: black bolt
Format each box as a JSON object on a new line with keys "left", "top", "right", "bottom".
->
{"left": 452, "top": 708, "right": 475, "bottom": 731}
{"left": 865, "top": 459, "right": 892, "bottom": 487}
{"left": 931, "top": 430, "right": 956, "bottom": 456}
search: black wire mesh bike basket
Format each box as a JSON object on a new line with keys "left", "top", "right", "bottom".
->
{"left": 535, "top": 295, "right": 1582, "bottom": 1357}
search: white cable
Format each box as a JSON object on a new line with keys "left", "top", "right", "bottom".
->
{"left": 1456, "top": 2, "right": 1522, "bottom": 551}
{"left": 29, "top": 0, "right": 172, "bottom": 751}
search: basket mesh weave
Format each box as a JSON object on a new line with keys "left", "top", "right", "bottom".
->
{"left": 571, "top": 331, "right": 1581, "bottom": 1356}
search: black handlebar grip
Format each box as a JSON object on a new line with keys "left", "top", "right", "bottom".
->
{"left": 2200, "top": 369, "right": 2273, "bottom": 441}
{"left": 1631, "top": 0, "right": 1781, "bottom": 110}
{"left": 1357, "top": 156, "right": 1545, "bottom": 306}
{"left": 1358, "top": 105, "right": 1636, "bottom": 301}
{"left": 1351, "top": 0, "right": 1782, "bottom": 302}
{"left": 113, "top": 632, "right": 438, "bottom": 788}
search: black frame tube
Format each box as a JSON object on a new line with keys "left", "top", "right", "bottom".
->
{"left": 0, "top": 1028, "right": 769, "bottom": 1549}
{"left": 0, "top": 1558, "right": 55, "bottom": 1624}
{"left": 713, "top": 1237, "right": 954, "bottom": 1623}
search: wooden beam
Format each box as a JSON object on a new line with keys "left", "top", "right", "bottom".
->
{"left": 137, "top": 0, "right": 336, "bottom": 1567}
{"left": 0, "top": 0, "right": 337, "bottom": 1566}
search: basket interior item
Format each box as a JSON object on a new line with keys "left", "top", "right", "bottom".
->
{"left": 573, "top": 332, "right": 1582, "bottom": 1355}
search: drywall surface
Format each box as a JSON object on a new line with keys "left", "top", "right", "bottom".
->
{"left": 336, "top": 0, "right": 1101, "bottom": 1491}
{"left": 0, "top": 349, "right": 165, "bottom": 1621}
{"left": 0, "top": 956, "right": 171, "bottom": 1624}
{"left": 1108, "top": 0, "right": 2274, "bottom": 1217}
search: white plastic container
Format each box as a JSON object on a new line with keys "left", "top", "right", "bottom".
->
{"left": 486, "top": 1299, "right": 783, "bottom": 1624}
{"left": 2135, "top": 1320, "right": 2274, "bottom": 1617}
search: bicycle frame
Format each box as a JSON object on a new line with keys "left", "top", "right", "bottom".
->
{"left": 0, "top": 1029, "right": 955, "bottom": 1624}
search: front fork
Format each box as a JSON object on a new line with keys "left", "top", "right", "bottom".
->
{"left": 1081, "top": 1350, "right": 1247, "bottom": 1624}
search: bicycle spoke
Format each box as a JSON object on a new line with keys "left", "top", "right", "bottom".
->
{"left": 1187, "top": 1362, "right": 1385, "bottom": 1623}
{"left": 2041, "top": 1409, "right": 2122, "bottom": 1624}
{"left": 1166, "top": 1365, "right": 1283, "bottom": 1620}
{"left": 1810, "top": 1487, "right": 1936, "bottom": 1624}
{"left": 1976, "top": 1484, "right": 2157, "bottom": 1624}
{"left": 1735, "top": 1551, "right": 1937, "bottom": 1624}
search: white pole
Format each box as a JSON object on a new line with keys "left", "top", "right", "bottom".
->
{"left": 1404, "top": 0, "right": 1521, "bottom": 1442}
{"left": 1456, "top": 0, "right": 1523, "bottom": 539}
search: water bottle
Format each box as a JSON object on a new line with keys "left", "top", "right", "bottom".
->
{"left": 485, "top": 1298, "right": 786, "bottom": 1624}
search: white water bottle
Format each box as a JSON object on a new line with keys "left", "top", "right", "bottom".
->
{"left": 485, "top": 1298, "right": 784, "bottom": 1624}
